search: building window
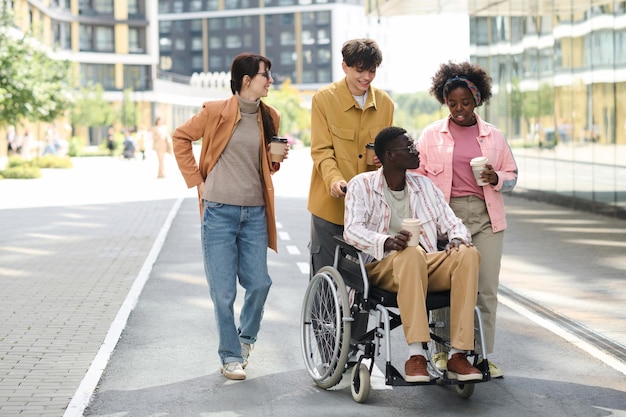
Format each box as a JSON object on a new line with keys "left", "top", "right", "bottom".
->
{"left": 172, "top": 0, "right": 184, "bottom": 13}
{"left": 52, "top": 21, "right": 71, "bottom": 50}
{"left": 209, "top": 55, "right": 222, "bottom": 69}
{"left": 124, "top": 65, "right": 150, "bottom": 90}
{"left": 317, "top": 68, "right": 330, "bottom": 83}
{"left": 158, "top": 0, "right": 169, "bottom": 13}
{"left": 95, "top": 0, "right": 113, "bottom": 13}
{"left": 128, "top": 27, "right": 145, "bottom": 53}
{"left": 174, "top": 38, "right": 186, "bottom": 50}
{"left": 209, "top": 36, "right": 222, "bottom": 48}
{"left": 302, "top": 30, "right": 315, "bottom": 45}
{"left": 226, "top": 34, "right": 242, "bottom": 48}
{"left": 190, "top": 19, "right": 203, "bottom": 32}
{"left": 280, "top": 31, "right": 295, "bottom": 45}
{"left": 160, "top": 21, "right": 171, "bottom": 34}
{"left": 282, "top": 14, "right": 294, "bottom": 25}
{"left": 208, "top": 19, "right": 221, "bottom": 30}
{"left": 225, "top": 17, "right": 241, "bottom": 30}
{"left": 79, "top": 25, "right": 114, "bottom": 52}
{"left": 207, "top": 0, "right": 219, "bottom": 10}
{"left": 316, "top": 11, "right": 330, "bottom": 25}
{"left": 302, "top": 70, "right": 315, "bottom": 83}
{"left": 317, "top": 28, "right": 329, "bottom": 44}
{"left": 191, "top": 55, "right": 204, "bottom": 72}
{"left": 80, "top": 63, "right": 115, "bottom": 89}
{"left": 191, "top": 36, "right": 203, "bottom": 51}
{"left": 190, "top": 0, "right": 203, "bottom": 11}
{"left": 317, "top": 48, "right": 330, "bottom": 64}
{"left": 160, "top": 56, "right": 172, "bottom": 71}
{"left": 160, "top": 37, "right": 172, "bottom": 51}
{"left": 280, "top": 51, "right": 294, "bottom": 65}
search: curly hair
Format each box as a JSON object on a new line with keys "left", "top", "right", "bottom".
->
{"left": 374, "top": 126, "right": 407, "bottom": 163}
{"left": 429, "top": 61, "right": 492, "bottom": 106}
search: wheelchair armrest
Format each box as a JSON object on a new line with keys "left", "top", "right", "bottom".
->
{"left": 333, "top": 235, "right": 362, "bottom": 259}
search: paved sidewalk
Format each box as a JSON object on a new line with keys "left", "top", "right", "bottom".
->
{"left": 0, "top": 149, "right": 625, "bottom": 416}
{"left": 0, "top": 154, "right": 193, "bottom": 417}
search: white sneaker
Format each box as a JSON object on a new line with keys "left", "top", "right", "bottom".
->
{"left": 241, "top": 343, "right": 253, "bottom": 369}
{"left": 433, "top": 351, "right": 447, "bottom": 370}
{"left": 221, "top": 362, "right": 246, "bottom": 380}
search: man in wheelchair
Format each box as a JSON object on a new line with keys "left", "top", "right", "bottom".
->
{"left": 343, "top": 126, "right": 483, "bottom": 383}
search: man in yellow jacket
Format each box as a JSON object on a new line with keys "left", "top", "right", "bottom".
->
{"left": 307, "top": 38, "right": 394, "bottom": 276}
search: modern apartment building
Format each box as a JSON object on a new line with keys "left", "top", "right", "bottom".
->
{"left": 157, "top": 0, "right": 374, "bottom": 90}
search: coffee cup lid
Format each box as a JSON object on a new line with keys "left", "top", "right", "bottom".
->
{"left": 272, "top": 137, "right": 288, "bottom": 143}
{"left": 366, "top": 143, "right": 375, "bottom": 149}
{"left": 470, "top": 156, "right": 488, "bottom": 165}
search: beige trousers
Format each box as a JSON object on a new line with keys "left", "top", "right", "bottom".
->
{"left": 366, "top": 245, "right": 480, "bottom": 350}
{"left": 449, "top": 195, "right": 504, "bottom": 354}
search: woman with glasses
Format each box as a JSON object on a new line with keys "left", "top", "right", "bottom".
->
{"left": 416, "top": 61, "right": 518, "bottom": 378}
{"left": 172, "top": 53, "right": 287, "bottom": 381}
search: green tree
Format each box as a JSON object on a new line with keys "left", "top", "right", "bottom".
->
{"left": 267, "top": 79, "right": 311, "bottom": 144}
{"left": 119, "top": 88, "right": 137, "bottom": 129}
{"left": 70, "top": 84, "right": 116, "bottom": 129}
{"left": 0, "top": 11, "right": 72, "bottom": 128}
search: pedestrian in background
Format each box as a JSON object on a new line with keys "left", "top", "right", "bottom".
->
{"left": 307, "top": 38, "right": 394, "bottom": 277}
{"left": 416, "top": 61, "right": 518, "bottom": 377}
{"left": 171, "top": 53, "right": 287, "bottom": 381}
{"left": 152, "top": 117, "right": 171, "bottom": 178}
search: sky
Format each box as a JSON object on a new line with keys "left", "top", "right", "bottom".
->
{"left": 377, "top": 14, "right": 471, "bottom": 94}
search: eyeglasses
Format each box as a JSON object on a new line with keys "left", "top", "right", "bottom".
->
{"left": 387, "top": 139, "right": 417, "bottom": 155}
{"left": 256, "top": 70, "right": 272, "bottom": 80}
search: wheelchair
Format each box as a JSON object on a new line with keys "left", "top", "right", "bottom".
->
{"left": 300, "top": 236, "right": 491, "bottom": 403}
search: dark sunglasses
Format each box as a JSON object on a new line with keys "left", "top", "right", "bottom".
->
{"left": 256, "top": 70, "right": 272, "bottom": 80}
{"left": 387, "top": 138, "right": 417, "bottom": 154}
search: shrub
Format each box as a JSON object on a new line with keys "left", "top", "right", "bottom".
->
{"left": 36, "top": 154, "right": 73, "bottom": 169}
{"left": 68, "top": 136, "right": 85, "bottom": 157}
{"left": 0, "top": 164, "right": 41, "bottom": 179}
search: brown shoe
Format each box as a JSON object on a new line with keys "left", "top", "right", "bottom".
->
{"left": 405, "top": 355, "right": 430, "bottom": 382}
{"left": 447, "top": 353, "right": 482, "bottom": 382}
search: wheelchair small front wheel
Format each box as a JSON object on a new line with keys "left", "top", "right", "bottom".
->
{"left": 351, "top": 363, "right": 371, "bottom": 403}
{"left": 455, "top": 382, "right": 475, "bottom": 399}
{"left": 300, "top": 266, "right": 351, "bottom": 389}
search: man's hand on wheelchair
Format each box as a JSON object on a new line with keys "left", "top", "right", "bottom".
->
{"left": 445, "top": 238, "right": 472, "bottom": 254}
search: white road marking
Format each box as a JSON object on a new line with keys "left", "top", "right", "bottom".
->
{"left": 286, "top": 245, "right": 300, "bottom": 255}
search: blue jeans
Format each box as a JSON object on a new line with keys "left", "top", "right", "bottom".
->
{"left": 201, "top": 201, "right": 272, "bottom": 365}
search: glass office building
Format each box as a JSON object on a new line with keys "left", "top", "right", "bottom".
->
{"left": 469, "top": 1, "right": 626, "bottom": 217}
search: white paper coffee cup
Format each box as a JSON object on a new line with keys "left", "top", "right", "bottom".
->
{"left": 402, "top": 218, "right": 421, "bottom": 247}
{"left": 470, "top": 156, "right": 489, "bottom": 186}
{"left": 270, "top": 137, "right": 288, "bottom": 162}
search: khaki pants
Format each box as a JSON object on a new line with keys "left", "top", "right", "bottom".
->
{"left": 449, "top": 196, "right": 504, "bottom": 354}
{"left": 366, "top": 245, "right": 480, "bottom": 350}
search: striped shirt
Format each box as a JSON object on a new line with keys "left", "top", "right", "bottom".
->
{"left": 344, "top": 168, "right": 471, "bottom": 262}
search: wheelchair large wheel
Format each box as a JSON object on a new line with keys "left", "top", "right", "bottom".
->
{"left": 301, "top": 266, "right": 351, "bottom": 389}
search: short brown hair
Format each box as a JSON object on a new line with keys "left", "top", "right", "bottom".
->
{"left": 341, "top": 39, "right": 382, "bottom": 72}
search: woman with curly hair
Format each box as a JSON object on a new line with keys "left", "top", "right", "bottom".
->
{"left": 415, "top": 61, "right": 518, "bottom": 378}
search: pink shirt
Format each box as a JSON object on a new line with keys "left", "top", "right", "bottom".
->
{"left": 415, "top": 114, "right": 518, "bottom": 233}
{"left": 448, "top": 121, "right": 484, "bottom": 199}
